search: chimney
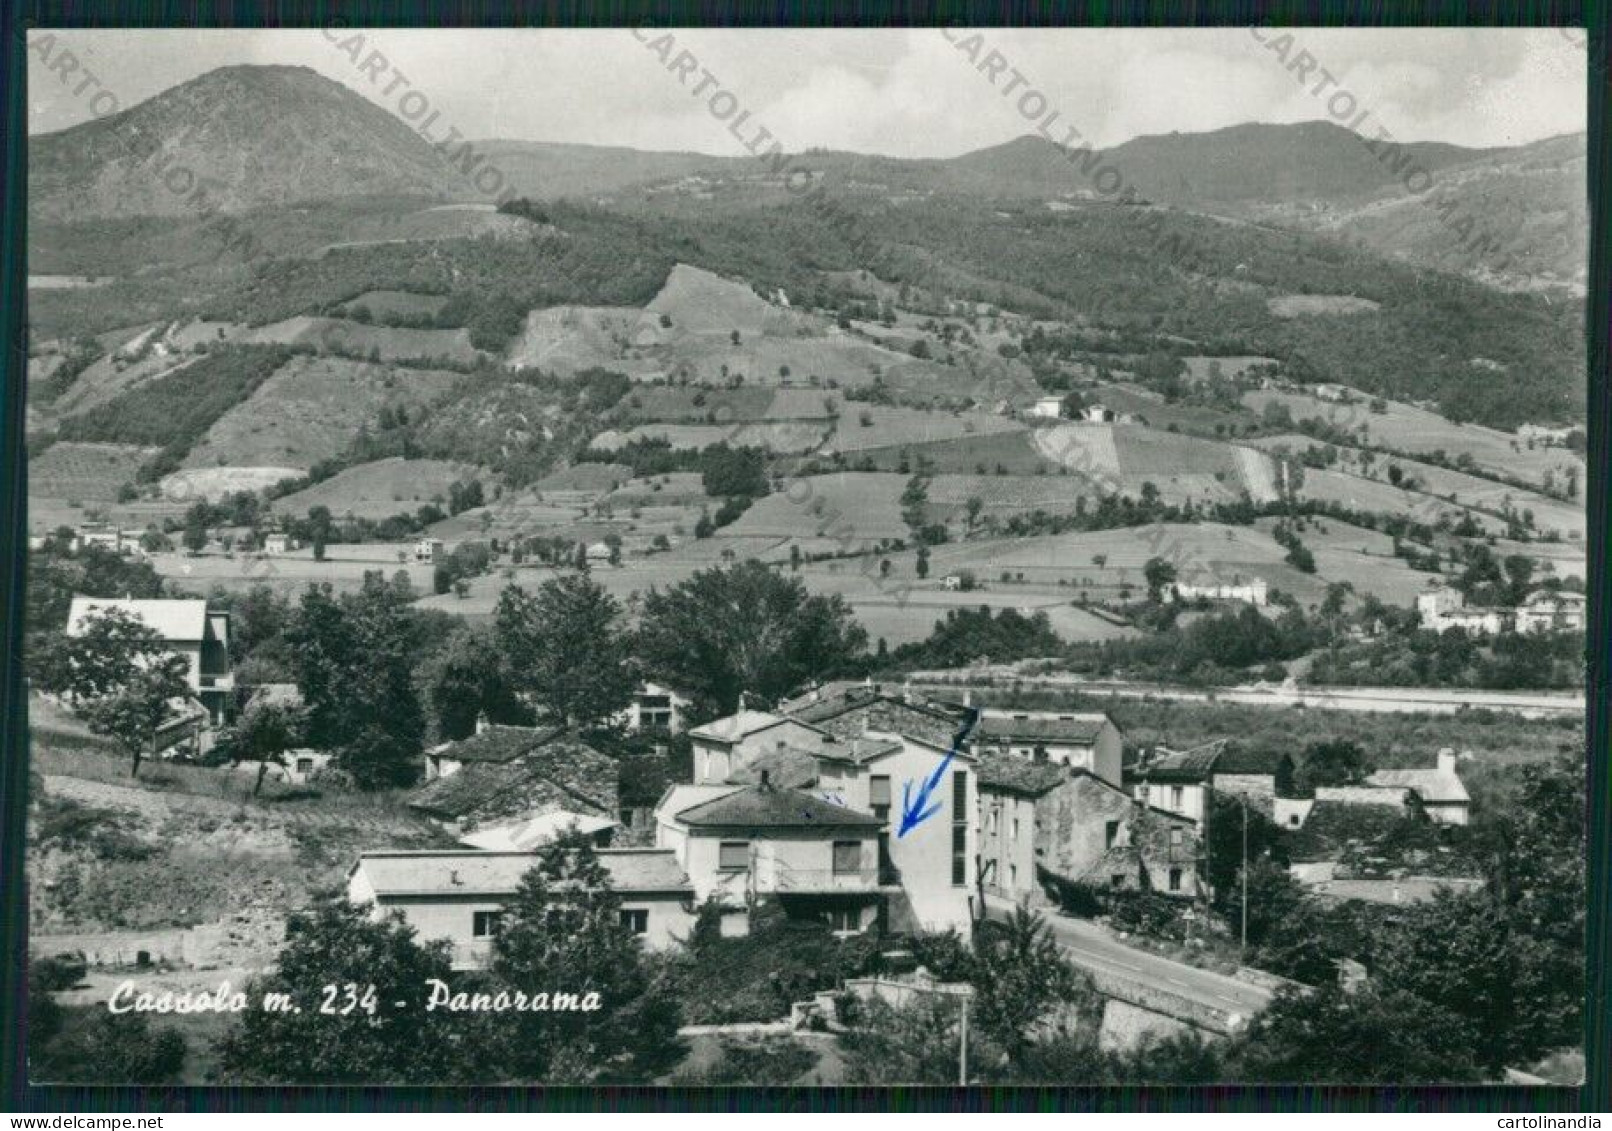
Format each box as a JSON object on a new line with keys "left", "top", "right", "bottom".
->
{"left": 1437, "top": 748, "right": 1457, "bottom": 775}
{"left": 963, "top": 689, "right": 973, "bottom": 708}
{"left": 475, "top": 710, "right": 490, "bottom": 736}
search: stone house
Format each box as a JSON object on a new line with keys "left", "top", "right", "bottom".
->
{"left": 977, "top": 756, "right": 1202, "bottom": 905}
{"left": 410, "top": 722, "right": 618, "bottom": 835}
{"left": 970, "top": 710, "right": 1124, "bottom": 786}
{"left": 1363, "top": 750, "right": 1471, "bottom": 826}
{"left": 1208, "top": 747, "right": 1295, "bottom": 813}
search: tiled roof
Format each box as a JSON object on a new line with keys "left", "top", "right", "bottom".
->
{"left": 778, "top": 683, "right": 971, "bottom": 746}
{"left": 976, "top": 713, "right": 1111, "bottom": 745}
{"left": 810, "top": 735, "right": 905, "bottom": 767}
{"left": 727, "top": 745, "right": 823, "bottom": 790}
{"left": 352, "top": 849, "right": 692, "bottom": 896}
{"left": 1364, "top": 767, "right": 1470, "bottom": 805}
{"left": 674, "top": 782, "right": 883, "bottom": 830}
{"left": 1130, "top": 740, "right": 1225, "bottom": 783}
{"left": 688, "top": 709, "right": 790, "bottom": 744}
{"left": 409, "top": 735, "right": 614, "bottom": 821}
{"left": 68, "top": 597, "right": 208, "bottom": 641}
{"left": 974, "top": 754, "right": 1066, "bottom": 796}
{"left": 431, "top": 724, "right": 568, "bottom": 766}
{"left": 459, "top": 811, "right": 616, "bottom": 851}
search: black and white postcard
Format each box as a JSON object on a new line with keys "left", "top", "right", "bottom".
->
{"left": 11, "top": 22, "right": 1595, "bottom": 1094}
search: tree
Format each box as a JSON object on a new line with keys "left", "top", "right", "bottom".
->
{"left": 1143, "top": 557, "right": 1177, "bottom": 603}
{"left": 636, "top": 561, "right": 867, "bottom": 717}
{"left": 32, "top": 1005, "right": 187, "bottom": 1084}
{"left": 972, "top": 909, "right": 1091, "bottom": 1065}
{"left": 218, "top": 900, "right": 482, "bottom": 1084}
{"left": 182, "top": 504, "right": 209, "bottom": 554}
{"left": 1297, "top": 738, "right": 1367, "bottom": 790}
{"left": 488, "top": 831, "right": 685, "bottom": 1082}
{"left": 841, "top": 996, "right": 995, "bottom": 1084}
{"left": 964, "top": 496, "right": 985, "bottom": 532}
{"left": 495, "top": 577, "right": 636, "bottom": 728}
{"left": 34, "top": 606, "right": 169, "bottom": 706}
{"left": 1502, "top": 553, "right": 1536, "bottom": 605}
{"left": 422, "top": 625, "right": 531, "bottom": 740}
{"left": 233, "top": 698, "right": 306, "bottom": 796}
{"left": 285, "top": 579, "right": 425, "bottom": 788}
{"left": 916, "top": 546, "right": 930, "bottom": 580}
{"left": 83, "top": 655, "right": 193, "bottom": 778}
{"left": 1230, "top": 985, "right": 1481, "bottom": 1084}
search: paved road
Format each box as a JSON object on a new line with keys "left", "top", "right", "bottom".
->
{"left": 983, "top": 900, "right": 1272, "bottom": 1020}
{"left": 913, "top": 672, "right": 1583, "bottom": 719}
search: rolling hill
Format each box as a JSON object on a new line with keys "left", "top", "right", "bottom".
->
{"left": 29, "top": 65, "right": 458, "bottom": 220}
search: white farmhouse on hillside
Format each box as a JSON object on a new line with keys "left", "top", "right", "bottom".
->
{"left": 66, "top": 597, "right": 234, "bottom": 725}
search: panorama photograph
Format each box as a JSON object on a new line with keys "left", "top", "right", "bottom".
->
{"left": 20, "top": 25, "right": 1589, "bottom": 1086}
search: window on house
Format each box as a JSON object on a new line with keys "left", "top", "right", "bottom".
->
{"left": 618, "top": 909, "right": 649, "bottom": 935}
{"left": 825, "top": 907, "right": 860, "bottom": 931}
{"left": 1009, "top": 864, "right": 1018, "bottom": 887}
{"left": 1170, "top": 786, "right": 1184, "bottom": 808}
{"left": 1110, "top": 874, "right": 1126, "bottom": 888}
{"left": 952, "top": 772, "right": 969, "bottom": 887}
{"left": 832, "top": 841, "right": 863, "bottom": 875}
{"left": 989, "top": 809, "right": 999, "bottom": 835}
{"left": 1170, "top": 828, "right": 1183, "bottom": 847}
{"left": 1289, "top": 813, "right": 1301, "bottom": 827}
{"left": 1105, "top": 820, "right": 1120, "bottom": 849}
{"left": 296, "top": 757, "right": 314, "bottom": 775}
{"left": 1168, "top": 868, "right": 1183, "bottom": 893}
{"left": 870, "top": 774, "right": 891, "bottom": 821}
{"left": 718, "top": 841, "right": 750, "bottom": 872}
{"left": 472, "top": 911, "right": 504, "bottom": 938}
{"left": 1011, "top": 817, "right": 1020, "bottom": 841}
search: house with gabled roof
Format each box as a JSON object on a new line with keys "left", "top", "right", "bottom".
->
{"left": 977, "top": 755, "right": 1202, "bottom": 906}
{"left": 654, "top": 773, "right": 887, "bottom": 935}
{"left": 347, "top": 848, "right": 696, "bottom": 967}
{"left": 1363, "top": 750, "right": 1471, "bottom": 826}
{"left": 688, "top": 708, "right": 835, "bottom": 785}
{"left": 971, "top": 709, "right": 1124, "bottom": 786}
{"left": 1126, "top": 740, "right": 1224, "bottom": 829}
{"left": 66, "top": 596, "right": 234, "bottom": 725}
{"left": 777, "top": 680, "right": 971, "bottom": 748}
{"left": 410, "top": 719, "right": 618, "bottom": 834}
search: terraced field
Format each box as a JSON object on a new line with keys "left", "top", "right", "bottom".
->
{"left": 272, "top": 458, "right": 481, "bottom": 519}
{"left": 181, "top": 356, "right": 463, "bottom": 473}
{"left": 1243, "top": 388, "right": 1583, "bottom": 492}
{"left": 823, "top": 405, "right": 1022, "bottom": 454}
{"left": 28, "top": 442, "right": 155, "bottom": 503}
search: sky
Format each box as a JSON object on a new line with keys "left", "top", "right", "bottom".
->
{"left": 27, "top": 27, "right": 1587, "bottom": 157}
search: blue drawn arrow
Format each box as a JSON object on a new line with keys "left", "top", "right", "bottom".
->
{"left": 897, "top": 707, "right": 980, "bottom": 838}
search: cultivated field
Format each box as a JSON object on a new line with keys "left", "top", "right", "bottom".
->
{"left": 181, "top": 356, "right": 463, "bottom": 472}
{"left": 272, "top": 458, "right": 484, "bottom": 520}
{"left": 28, "top": 442, "right": 155, "bottom": 503}
{"left": 1243, "top": 388, "right": 1584, "bottom": 491}
{"left": 823, "top": 405, "right": 1023, "bottom": 454}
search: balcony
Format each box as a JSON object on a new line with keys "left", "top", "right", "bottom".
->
{"left": 763, "top": 861, "right": 880, "bottom": 894}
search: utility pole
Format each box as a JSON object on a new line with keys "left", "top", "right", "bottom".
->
{"left": 1240, "top": 796, "right": 1249, "bottom": 953}
{"left": 958, "top": 993, "right": 969, "bottom": 1085}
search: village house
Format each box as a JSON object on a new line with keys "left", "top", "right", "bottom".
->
{"left": 618, "top": 681, "right": 692, "bottom": 733}
{"left": 1208, "top": 747, "right": 1295, "bottom": 812}
{"left": 969, "top": 710, "right": 1124, "bottom": 785}
{"left": 413, "top": 537, "right": 445, "bottom": 564}
{"left": 812, "top": 731, "right": 979, "bottom": 933}
{"left": 66, "top": 597, "right": 234, "bottom": 725}
{"left": 1126, "top": 741, "right": 1221, "bottom": 834}
{"left": 1029, "top": 396, "right": 1065, "bottom": 419}
{"left": 1363, "top": 749, "right": 1471, "bottom": 826}
{"left": 688, "top": 708, "right": 836, "bottom": 785}
{"left": 1167, "top": 577, "right": 1270, "bottom": 608}
{"left": 262, "top": 532, "right": 298, "bottom": 555}
{"left": 976, "top": 756, "right": 1202, "bottom": 905}
{"left": 777, "top": 680, "right": 971, "bottom": 749}
{"left": 1515, "top": 590, "right": 1586, "bottom": 634}
{"left": 347, "top": 848, "right": 696, "bottom": 968}
{"left": 654, "top": 774, "right": 887, "bottom": 935}
{"left": 411, "top": 719, "right": 619, "bottom": 836}
{"left": 1416, "top": 586, "right": 1508, "bottom": 636}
